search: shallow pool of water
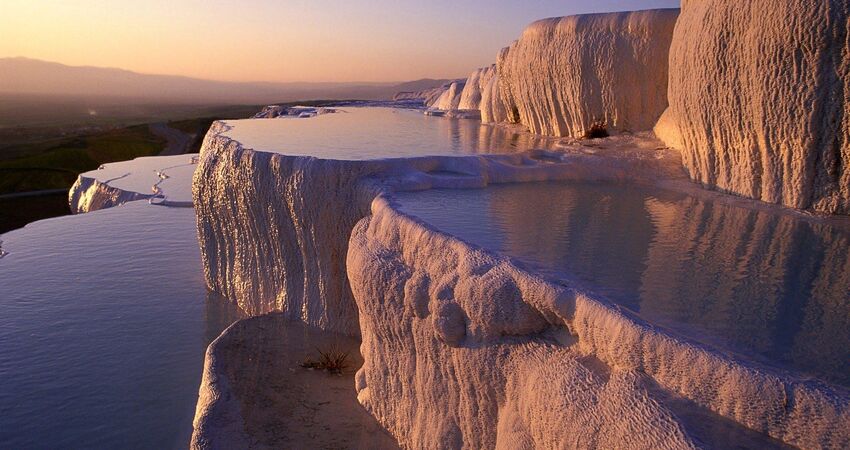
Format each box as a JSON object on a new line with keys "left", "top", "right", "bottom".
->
{"left": 222, "top": 107, "right": 557, "bottom": 160}
{"left": 80, "top": 154, "right": 197, "bottom": 203}
{"left": 395, "top": 182, "right": 850, "bottom": 388}
{"left": 0, "top": 202, "right": 242, "bottom": 448}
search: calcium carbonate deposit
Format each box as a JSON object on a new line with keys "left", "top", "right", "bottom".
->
{"left": 188, "top": 4, "right": 850, "bottom": 449}
{"left": 429, "top": 80, "right": 467, "bottom": 112}
{"left": 658, "top": 0, "right": 850, "bottom": 214}
{"left": 496, "top": 9, "right": 679, "bottom": 137}
{"left": 191, "top": 108, "right": 849, "bottom": 449}
{"left": 69, "top": 154, "right": 197, "bottom": 213}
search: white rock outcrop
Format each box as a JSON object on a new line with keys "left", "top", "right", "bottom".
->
{"left": 457, "top": 65, "right": 497, "bottom": 111}
{"left": 392, "top": 82, "right": 456, "bottom": 108}
{"left": 253, "top": 105, "right": 336, "bottom": 119}
{"left": 69, "top": 154, "right": 197, "bottom": 213}
{"left": 496, "top": 9, "right": 679, "bottom": 137}
{"left": 193, "top": 118, "right": 850, "bottom": 448}
{"left": 347, "top": 195, "right": 850, "bottom": 449}
{"left": 193, "top": 122, "right": 677, "bottom": 335}
{"left": 657, "top": 0, "right": 850, "bottom": 214}
{"left": 480, "top": 59, "right": 508, "bottom": 124}
{"left": 429, "top": 66, "right": 501, "bottom": 121}
{"left": 429, "top": 80, "right": 466, "bottom": 112}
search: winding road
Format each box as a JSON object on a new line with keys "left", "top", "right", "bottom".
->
{"left": 149, "top": 122, "right": 193, "bottom": 156}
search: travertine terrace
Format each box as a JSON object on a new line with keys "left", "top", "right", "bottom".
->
{"left": 656, "top": 0, "right": 850, "bottom": 214}
{"left": 189, "top": 5, "right": 850, "bottom": 450}
{"left": 496, "top": 9, "right": 679, "bottom": 137}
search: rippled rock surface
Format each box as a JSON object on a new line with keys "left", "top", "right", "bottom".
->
{"left": 657, "top": 0, "right": 850, "bottom": 214}
{"left": 497, "top": 9, "right": 679, "bottom": 137}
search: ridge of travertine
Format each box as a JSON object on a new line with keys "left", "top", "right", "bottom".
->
{"left": 457, "top": 65, "right": 497, "bottom": 111}
{"left": 191, "top": 4, "right": 850, "bottom": 447}
{"left": 193, "top": 121, "right": 849, "bottom": 448}
{"left": 393, "top": 81, "right": 457, "bottom": 108}
{"left": 192, "top": 122, "right": 671, "bottom": 335}
{"left": 657, "top": 0, "right": 850, "bottom": 214}
{"left": 429, "top": 80, "right": 466, "bottom": 111}
{"left": 68, "top": 176, "right": 151, "bottom": 214}
{"left": 347, "top": 196, "right": 850, "bottom": 449}
{"left": 496, "top": 9, "right": 679, "bottom": 137}
{"left": 69, "top": 154, "right": 197, "bottom": 213}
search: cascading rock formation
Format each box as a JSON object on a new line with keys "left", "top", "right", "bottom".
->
{"left": 655, "top": 0, "right": 850, "bottom": 214}
{"left": 190, "top": 5, "right": 850, "bottom": 450}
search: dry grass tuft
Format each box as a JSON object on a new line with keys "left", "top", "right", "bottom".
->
{"left": 584, "top": 121, "right": 610, "bottom": 139}
{"left": 301, "top": 346, "right": 350, "bottom": 374}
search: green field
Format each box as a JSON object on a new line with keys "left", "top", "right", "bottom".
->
{"left": 0, "top": 125, "right": 167, "bottom": 194}
{"left": 0, "top": 100, "right": 344, "bottom": 233}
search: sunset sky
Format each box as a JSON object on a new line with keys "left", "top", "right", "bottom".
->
{"left": 1, "top": 0, "right": 679, "bottom": 83}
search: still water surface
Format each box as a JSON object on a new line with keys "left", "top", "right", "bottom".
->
{"left": 223, "top": 107, "right": 557, "bottom": 160}
{"left": 395, "top": 182, "right": 850, "bottom": 388}
{"left": 0, "top": 202, "right": 241, "bottom": 448}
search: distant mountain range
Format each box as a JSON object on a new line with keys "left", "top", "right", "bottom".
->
{"left": 0, "top": 57, "right": 452, "bottom": 104}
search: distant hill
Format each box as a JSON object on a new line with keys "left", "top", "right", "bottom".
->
{"left": 0, "top": 58, "right": 450, "bottom": 105}
{"left": 390, "top": 78, "right": 454, "bottom": 94}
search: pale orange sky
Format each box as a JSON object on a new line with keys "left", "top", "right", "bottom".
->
{"left": 0, "top": 0, "right": 679, "bottom": 83}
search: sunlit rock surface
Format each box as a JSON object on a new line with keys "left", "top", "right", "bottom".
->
{"left": 252, "top": 105, "right": 336, "bottom": 119}
{"left": 657, "top": 1, "right": 850, "bottom": 214}
{"left": 393, "top": 81, "right": 457, "bottom": 108}
{"left": 480, "top": 56, "right": 509, "bottom": 124}
{"left": 348, "top": 196, "right": 850, "bottom": 449}
{"left": 193, "top": 118, "right": 612, "bottom": 335}
{"left": 429, "top": 80, "right": 466, "bottom": 112}
{"left": 69, "top": 154, "right": 197, "bottom": 213}
{"left": 497, "top": 9, "right": 678, "bottom": 137}
{"left": 193, "top": 110, "right": 849, "bottom": 448}
{"left": 395, "top": 182, "right": 850, "bottom": 388}
{"left": 458, "top": 65, "right": 497, "bottom": 111}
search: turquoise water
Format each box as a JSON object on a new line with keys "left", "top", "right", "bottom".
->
{"left": 223, "top": 107, "right": 557, "bottom": 160}
{"left": 395, "top": 182, "right": 850, "bottom": 388}
{"left": 0, "top": 203, "right": 242, "bottom": 448}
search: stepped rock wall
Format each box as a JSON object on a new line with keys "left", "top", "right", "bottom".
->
{"left": 393, "top": 82, "right": 456, "bottom": 108}
{"left": 457, "top": 65, "right": 497, "bottom": 111}
{"left": 658, "top": 0, "right": 850, "bottom": 214}
{"left": 347, "top": 196, "right": 850, "bottom": 449}
{"left": 193, "top": 125, "right": 677, "bottom": 337}
{"left": 430, "top": 80, "right": 466, "bottom": 111}
{"left": 68, "top": 176, "right": 150, "bottom": 214}
{"left": 496, "top": 9, "right": 679, "bottom": 137}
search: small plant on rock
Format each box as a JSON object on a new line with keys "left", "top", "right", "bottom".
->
{"left": 584, "top": 121, "right": 609, "bottom": 139}
{"left": 301, "top": 346, "right": 350, "bottom": 374}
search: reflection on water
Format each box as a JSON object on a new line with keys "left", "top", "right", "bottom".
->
{"left": 223, "top": 107, "right": 557, "bottom": 160}
{"left": 0, "top": 202, "right": 242, "bottom": 448}
{"left": 395, "top": 182, "right": 850, "bottom": 387}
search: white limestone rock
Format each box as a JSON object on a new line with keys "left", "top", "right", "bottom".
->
{"left": 346, "top": 201, "right": 697, "bottom": 449}
{"left": 347, "top": 196, "right": 850, "bottom": 449}
{"left": 480, "top": 62, "right": 508, "bottom": 124}
{"left": 193, "top": 121, "right": 675, "bottom": 336}
{"left": 393, "top": 81, "right": 461, "bottom": 108}
{"left": 429, "top": 80, "right": 466, "bottom": 112}
{"left": 497, "top": 9, "right": 679, "bottom": 137}
{"left": 69, "top": 154, "right": 197, "bottom": 213}
{"left": 253, "top": 105, "right": 336, "bottom": 119}
{"left": 657, "top": 0, "right": 850, "bottom": 214}
{"left": 457, "top": 65, "right": 497, "bottom": 111}
{"left": 193, "top": 116, "right": 850, "bottom": 448}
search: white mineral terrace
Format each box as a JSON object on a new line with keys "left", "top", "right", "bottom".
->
{"left": 190, "top": 107, "right": 849, "bottom": 449}
{"left": 68, "top": 154, "right": 198, "bottom": 213}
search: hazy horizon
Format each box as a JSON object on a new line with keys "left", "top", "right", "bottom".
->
{"left": 0, "top": 57, "right": 460, "bottom": 107}
{"left": 1, "top": 0, "right": 679, "bottom": 84}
